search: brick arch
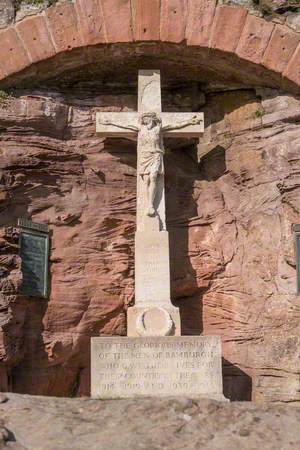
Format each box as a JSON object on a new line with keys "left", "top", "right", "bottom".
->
{"left": 0, "top": 0, "right": 299, "bottom": 92}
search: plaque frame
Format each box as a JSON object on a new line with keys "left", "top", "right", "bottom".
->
{"left": 18, "top": 219, "right": 50, "bottom": 299}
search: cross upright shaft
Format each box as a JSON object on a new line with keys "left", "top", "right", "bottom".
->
{"left": 96, "top": 70, "right": 204, "bottom": 336}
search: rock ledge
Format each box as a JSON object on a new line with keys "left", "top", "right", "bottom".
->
{"left": 0, "top": 393, "right": 299, "bottom": 449}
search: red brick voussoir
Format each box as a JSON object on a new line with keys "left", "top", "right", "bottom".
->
{"left": 186, "top": 0, "right": 216, "bottom": 47}
{"left": 15, "top": 15, "right": 56, "bottom": 63}
{"left": 236, "top": 14, "right": 274, "bottom": 65}
{"left": 75, "top": 0, "right": 106, "bottom": 46}
{"left": 45, "top": 2, "right": 83, "bottom": 53}
{"left": 0, "top": 0, "right": 299, "bottom": 93}
{"left": 133, "top": 0, "right": 160, "bottom": 41}
{"left": 210, "top": 5, "right": 248, "bottom": 53}
{"left": 160, "top": 0, "right": 188, "bottom": 43}
{"left": 0, "top": 27, "right": 30, "bottom": 77}
{"left": 283, "top": 43, "right": 300, "bottom": 88}
{"left": 262, "top": 24, "right": 300, "bottom": 74}
{"left": 100, "top": 0, "right": 133, "bottom": 43}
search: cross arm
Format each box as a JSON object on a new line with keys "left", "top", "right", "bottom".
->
{"left": 161, "top": 113, "right": 204, "bottom": 138}
{"left": 96, "top": 112, "right": 139, "bottom": 137}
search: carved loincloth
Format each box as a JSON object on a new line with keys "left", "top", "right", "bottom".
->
{"left": 139, "top": 150, "right": 164, "bottom": 176}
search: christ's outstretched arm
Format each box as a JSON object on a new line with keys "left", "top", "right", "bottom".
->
{"left": 100, "top": 119, "right": 139, "bottom": 132}
{"left": 162, "top": 115, "right": 202, "bottom": 131}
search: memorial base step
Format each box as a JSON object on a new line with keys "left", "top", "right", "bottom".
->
{"left": 91, "top": 336, "right": 228, "bottom": 401}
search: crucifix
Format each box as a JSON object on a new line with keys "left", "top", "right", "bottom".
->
{"left": 96, "top": 70, "right": 204, "bottom": 337}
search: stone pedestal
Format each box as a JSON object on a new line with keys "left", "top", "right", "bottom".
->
{"left": 91, "top": 336, "right": 227, "bottom": 401}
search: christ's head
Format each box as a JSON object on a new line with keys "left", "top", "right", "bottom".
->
{"left": 140, "top": 112, "right": 162, "bottom": 130}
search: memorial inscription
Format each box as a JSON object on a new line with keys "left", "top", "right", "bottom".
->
{"left": 91, "top": 337, "right": 225, "bottom": 400}
{"left": 18, "top": 219, "right": 49, "bottom": 298}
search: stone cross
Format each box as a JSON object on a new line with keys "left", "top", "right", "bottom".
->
{"left": 96, "top": 70, "right": 204, "bottom": 337}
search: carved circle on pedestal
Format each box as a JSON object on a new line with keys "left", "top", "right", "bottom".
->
{"left": 136, "top": 307, "right": 174, "bottom": 336}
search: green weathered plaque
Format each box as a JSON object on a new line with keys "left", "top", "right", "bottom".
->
{"left": 19, "top": 221, "right": 49, "bottom": 298}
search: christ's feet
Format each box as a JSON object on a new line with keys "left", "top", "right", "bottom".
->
{"left": 147, "top": 206, "right": 156, "bottom": 217}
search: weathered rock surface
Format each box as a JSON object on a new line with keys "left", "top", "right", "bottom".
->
{"left": 0, "top": 82, "right": 299, "bottom": 402}
{"left": 0, "top": 1, "right": 13, "bottom": 29}
{"left": 0, "top": 394, "right": 299, "bottom": 449}
{"left": 0, "top": 227, "right": 24, "bottom": 392}
{"left": 258, "top": 0, "right": 299, "bottom": 14}
{"left": 1, "top": 1, "right": 65, "bottom": 25}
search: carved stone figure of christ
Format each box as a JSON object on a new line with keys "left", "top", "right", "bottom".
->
{"left": 102, "top": 111, "right": 201, "bottom": 216}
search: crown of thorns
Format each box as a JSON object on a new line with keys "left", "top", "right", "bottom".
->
{"left": 140, "top": 112, "right": 162, "bottom": 123}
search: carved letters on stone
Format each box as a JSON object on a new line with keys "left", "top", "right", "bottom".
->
{"left": 91, "top": 336, "right": 225, "bottom": 400}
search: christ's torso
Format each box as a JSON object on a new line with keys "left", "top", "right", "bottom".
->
{"left": 138, "top": 125, "right": 164, "bottom": 154}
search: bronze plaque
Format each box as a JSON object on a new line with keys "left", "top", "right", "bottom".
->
{"left": 19, "top": 221, "right": 49, "bottom": 298}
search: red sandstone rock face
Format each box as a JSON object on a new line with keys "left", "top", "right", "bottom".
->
{"left": 0, "top": 84, "right": 299, "bottom": 402}
{"left": 0, "top": 226, "right": 24, "bottom": 391}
